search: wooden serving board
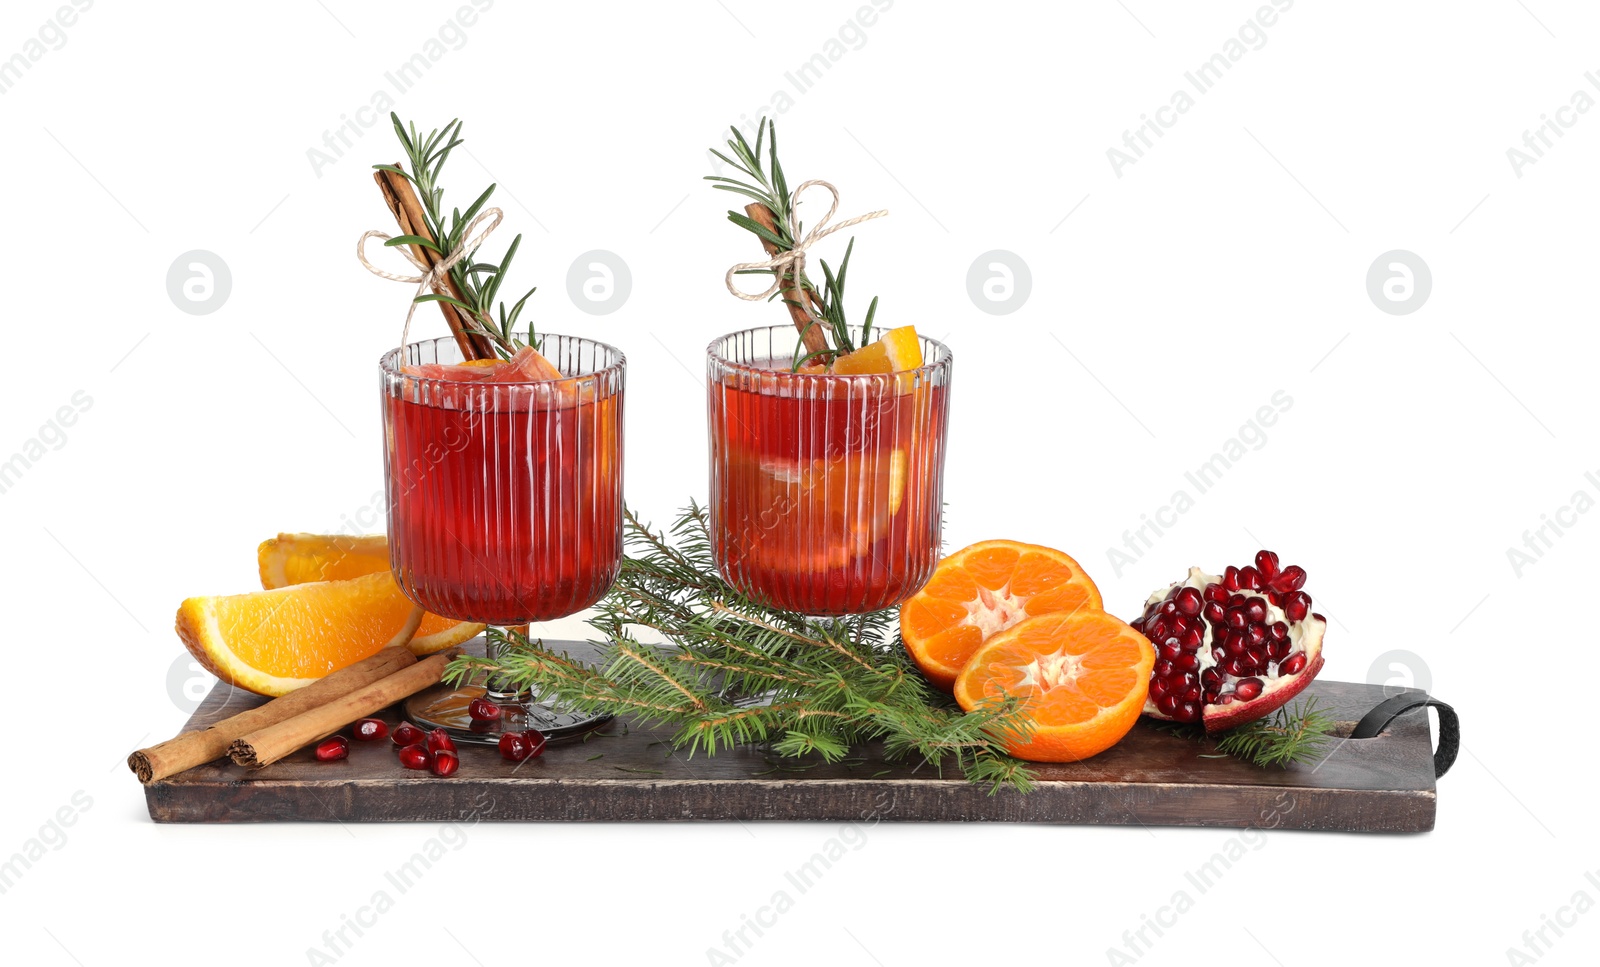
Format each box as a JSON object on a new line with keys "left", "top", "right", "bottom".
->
{"left": 143, "top": 639, "right": 1444, "bottom": 833}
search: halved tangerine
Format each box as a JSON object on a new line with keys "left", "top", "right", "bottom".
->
{"left": 899, "top": 540, "right": 1103, "bottom": 689}
{"left": 953, "top": 611, "right": 1155, "bottom": 763}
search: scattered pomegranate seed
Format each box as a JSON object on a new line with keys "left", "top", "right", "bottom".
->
{"left": 499, "top": 732, "right": 531, "bottom": 761}
{"left": 398, "top": 744, "right": 432, "bottom": 770}
{"left": 426, "top": 728, "right": 456, "bottom": 755}
{"left": 430, "top": 750, "right": 460, "bottom": 777}
{"left": 523, "top": 729, "right": 548, "bottom": 758}
{"left": 353, "top": 718, "right": 389, "bottom": 741}
{"left": 468, "top": 698, "right": 502, "bottom": 722}
{"left": 392, "top": 722, "right": 424, "bottom": 747}
{"left": 315, "top": 736, "right": 350, "bottom": 762}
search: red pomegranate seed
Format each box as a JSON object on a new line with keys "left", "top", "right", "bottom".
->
{"left": 392, "top": 722, "right": 424, "bottom": 747}
{"left": 1225, "top": 609, "right": 1247, "bottom": 631}
{"left": 1179, "top": 625, "right": 1204, "bottom": 649}
{"left": 523, "top": 729, "right": 548, "bottom": 758}
{"left": 1238, "top": 566, "right": 1260, "bottom": 590}
{"left": 1269, "top": 640, "right": 1292, "bottom": 662}
{"left": 1203, "top": 601, "right": 1225, "bottom": 623}
{"left": 1223, "top": 566, "right": 1240, "bottom": 591}
{"left": 1234, "top": 677, "right": 1265, "bottom": 701}
{"left": 1244, "top": 599, "right": 1267, "bottom": 624}
{"left": 1155, "top": 659, "right": 1175, "bottom": 678}
{"left": 430, "top": 749, "right": 460, "bottom": 777}
{"left": 1150, "top": 678, "right": 1170, "bottom": 699}
{"left": 1174, "top": 587, "right": 1203, "bottom": 616}
{"left": 1159, "top": 642, "right": 1181, "bottom": 662}
{"left": 1203, "top": 583, "right": 1228, "bottom": 604}
{"left": 426, "top": 729, "right": 456, "bottom": 754}
{"left": 1270, "top": 565, "right": 1307, "bottom": 594}
{"left": 1279, "top": 653, "right": 1308, "bottom": 675}
{"left": 1254, "top": 550, "right": 1280, "bottom": 579}
{"left": 1177, "top": 701, "right": 1200, "bottom": 722}
{"left": 1268, "top": 621, "right": 1289, "bottom": 641}
{"left": 468, "top": 698, "right": 502, "bottom": 722}
{"left": 315, "top": 736, "right": 349, "bottom": 762}
{"left": 1283, "top": 592, "right": 1311, "bottom": 623}
{"left": 1177, "top": 652, "right": 1199, "bottom": 672}
{"left": 353, "top": 718, "right": 388, "bottom": 741}
{"left": 499, "top": 732, "right": 530, "bottom": 761}
{"left": 398, "top": 744, "right": 432, "bottom": 770}
{"left": 1227, "top": 593, "right": 1246, "bottom": 608}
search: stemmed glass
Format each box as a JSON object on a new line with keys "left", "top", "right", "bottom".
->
{"left": 706, "top": 324, "right": 952, "bottom": 616}
{"left": 381, "top": 334, "right": 625, "bottom": 740}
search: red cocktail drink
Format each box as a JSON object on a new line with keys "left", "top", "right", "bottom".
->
{"left": 382, "top": 336, "right": 624, "bottom": 627}
{"left": 707, "top": 326, "right": 952, "bottom": 615}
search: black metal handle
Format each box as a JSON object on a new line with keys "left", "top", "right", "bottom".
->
{"left": 1351, "top": 689, "right": 1458, "bottom": 778}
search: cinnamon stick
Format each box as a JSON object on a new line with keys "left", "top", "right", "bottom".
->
{"left": 745, "top": 202, "right": 830, "bottom": 361}
{"left": 128, "top": 645, "right": 418, "bottom": 784}
{"left": 375, "top": 164, "right": 495, "bottom": 361}
{"left": 229, "top": 650, "right": 460, "bottom": 768}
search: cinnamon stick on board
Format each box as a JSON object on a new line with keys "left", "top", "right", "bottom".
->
{"left": 229, "top": 650, "right": 460, "bottom": 768}
{"left": 745, "top": 202, "right": 830, "bottom": 361}
{"left": 128, "top": 645, "right": 418, "bottom": 784}
{"left": 374, "top": 164, "right": 495, "bottom": 361}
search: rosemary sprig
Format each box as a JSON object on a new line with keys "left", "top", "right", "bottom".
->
{"left": 374, "top": 114, "right": 536, "bottom": 357}
{"left": 444, "top": 501, "right": 1036, "bottom": 793}
{"left": 707, "top": 118, "right": 880, "bottom": 367}
{"left": 1207, "top": 697, "right": 1337, "bottom": 768}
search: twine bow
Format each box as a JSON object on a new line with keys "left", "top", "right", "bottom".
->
{"left": 724, "top": 180, "right": 887, "bottom": 327}
{"left": 357, "top": 207, "right": 503, "bottom": 349}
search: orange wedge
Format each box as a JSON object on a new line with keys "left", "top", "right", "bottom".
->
{"left": 178, "top": 570, "right": 483, "bottom": 697}
{"left": 258, "top": 532, "right": 484, "bottom": 654}
{"left": 831, "top": 325, "right": 923, "bottom": 375}
{"left": 259, "top": 533, "right": 391, "bottom": 587}
{"left": 900, "top": 540, "right": 1103, "bottom": 689}
{"left": 954, "top": 611, "right": 1155, "bottom": 762}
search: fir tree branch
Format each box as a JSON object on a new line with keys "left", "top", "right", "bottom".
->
{"left": 447, "top": 503, "right": 1036, "bottom": 792}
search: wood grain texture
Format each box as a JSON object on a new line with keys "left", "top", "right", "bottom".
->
{"left": 143, "top": 639, "right": 1439, "bottom": 832}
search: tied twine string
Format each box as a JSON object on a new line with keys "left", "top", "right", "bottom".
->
{"left": 724, "top": 180, "right": 887, "bottom": 328}
{"left": 357, "top": 207, "right": 504, "bottom": 351}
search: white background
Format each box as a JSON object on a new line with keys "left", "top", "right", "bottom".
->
{"left": 0, "top": 1, "right": 1591, "bottom": 964}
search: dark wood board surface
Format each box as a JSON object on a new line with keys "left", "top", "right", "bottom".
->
{"left": 143, "top": 638, "right": 1441, "bottom": 832}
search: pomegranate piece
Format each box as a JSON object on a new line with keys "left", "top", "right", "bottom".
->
{"left": 1131, "top": 550, "right": 1327, "bottom": 734}
{"left": 315, "top": 736, "right": 350, "bottom": 762}
{"left": 468, "top": 698, "right": 502, "bottom": 722}
{"left": 430, "top": 749, "right": 460, "bottom": 777}
{"left": 426, "top": 728, "right": 457, "bottom": 754}
{"left": 353, "top": 718, "right": 389, "bottom": 741}
{"left": 499, "top": 732, "right": 531, "bottom": 761}
{"left": 398, "top": 744, "right": 433, "bottom": 770}
{"left": 392, "top": 722, "right": 424, "bottom": 747}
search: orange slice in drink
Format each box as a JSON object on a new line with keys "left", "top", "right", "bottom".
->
{"left": 831, "top": 325, "right": 923, "bottom": 375}
{"left": 178, "top": 570, "right": 483, "bottom": 697}
{"left": 900, "top": 540, "right": 1102, "bottom": 689}
{"left": 258, "top": 532, "right": 486, "bottom": 656}
{"left": 727, "top": 450, "right": 908, "bottom": 574}
{"left": 954, "top": 611, "right": 1155, "bottom": 762}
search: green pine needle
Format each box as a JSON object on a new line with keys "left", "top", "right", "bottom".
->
{"left": 1207, "top": 697, "right": 1337, "bottom": 768}
{"left": 444, "top": 502, "right": 1036, "bottom": 794}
